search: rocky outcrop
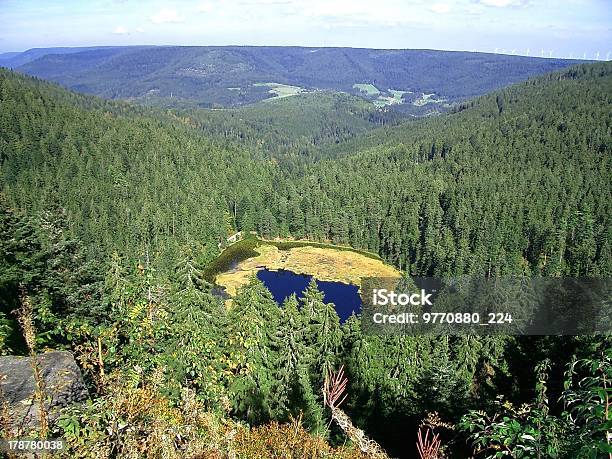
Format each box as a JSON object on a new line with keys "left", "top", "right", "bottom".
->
{"left": 0, "top": 351, "right": 88, "bottom": 435}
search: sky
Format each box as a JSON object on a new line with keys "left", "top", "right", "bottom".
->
{"left": 0, "top": 0, "right": 610, "bottom": 58}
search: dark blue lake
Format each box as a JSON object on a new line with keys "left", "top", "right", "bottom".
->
{"left": 256, "top": 269, "right": 361, "bottom": 323}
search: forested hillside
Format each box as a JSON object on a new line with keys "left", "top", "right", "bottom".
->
{"left": 0, "top": 46, "right": 145, "bottom": 68}
{"left": 9, "top": 46, "right": 585, "bottom": 109}
{"left": 0, "top": 63, "right": 610, "bottom": 458}
{"left": 3, "top": 64, "right": 609, "bottom": 277}
{"left": 0, "top": 69, "right": 275, "bottom": 266}
{"left": 275, "top": 64, "right": 612, "bottom": 277}
{"left": 183, "top": 91, "right": 406, "bottom": 165}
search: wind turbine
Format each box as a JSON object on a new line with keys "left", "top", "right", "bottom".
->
{"left": 548, "top": 50, "right": 552, "bottom": 58}
{"left": 595, "top": 51, "right": 600, "bottom": 60}
{"left": 525, "top": 48, "right": 530, "bottom": 56}
{"left": 540, "top": 48, "right": 544, "bottom": 57}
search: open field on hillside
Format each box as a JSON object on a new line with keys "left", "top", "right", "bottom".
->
{"left": 413, "top": 92, "right": 448, "bottom": 106}
{"left": 254, "top": 82, "right": 306, "bottom": 99}
{"left": 353, "top": 83, "right": 381, "bottom": 96}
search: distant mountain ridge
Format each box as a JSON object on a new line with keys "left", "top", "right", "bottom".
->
{"left": 6, "top": 45, "right": 586, "bottom": 110}
{"left": 0, "top": 46, "right": 155, "bottom": 69}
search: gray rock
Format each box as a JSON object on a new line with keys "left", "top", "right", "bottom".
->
{"left": 0, "top": 351, "right": 88, "bottom": 435}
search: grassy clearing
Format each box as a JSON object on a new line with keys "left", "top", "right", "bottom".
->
{"left": 253, "top": 82, "right": 305, "bottom": 99}
{"left": 371, "top": 89, "right": 409, "bottom": 107}
{"left": 388, "top": 89, "right": 409, "bottom": 99}
{"left": 374, "top": 96, "right": 401, "bottom": 107}
{"left": 272, "top": 246, "right": 399, "bottom": 283}
{"left": 210, "top": 237, "right": 400, "bottom": 297}
{"left": 353, "top": 83, "right": 380, "bottom": 96}
{"left": 268, "top": 238, "right": 382, "bottom": 260}
{"left": 413, "top": 92, "right": 448, "bottom": 107}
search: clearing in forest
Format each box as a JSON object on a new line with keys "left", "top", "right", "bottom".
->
{"left": 353, "top": 83, "right": 380, "bottom": 96}
{"left": 214, "top": 242, "right": 400, "bottom": 297}
{"left": 253, "top": 82, "right": 305, "bottom": 99}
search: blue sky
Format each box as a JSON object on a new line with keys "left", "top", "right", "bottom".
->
{"left": 0, "top": 0, "right": 610, "bottom": 58}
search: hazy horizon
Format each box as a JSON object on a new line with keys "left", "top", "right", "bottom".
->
{"left": 0, "top": 43, "right": 598, "bottom": 61}
{"left": 1, "top": 0, "right": 610, "bottom": 59}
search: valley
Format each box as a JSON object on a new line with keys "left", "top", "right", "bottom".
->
{"left": 1, "top": 46, "right": 585, "bottom": 112}
{"left": 0, "top": 54, "right": 609, "bottom": 458}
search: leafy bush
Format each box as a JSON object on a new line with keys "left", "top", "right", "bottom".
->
{"left": 460, "top": 350, "right": 611, "bottom": 458}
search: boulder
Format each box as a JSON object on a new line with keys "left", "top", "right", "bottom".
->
{"left": 0, "top": 351, "right": 88, "bottom": 435}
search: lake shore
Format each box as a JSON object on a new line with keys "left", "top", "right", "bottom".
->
{"left": 212, "top": 239, "right": 401, "bottom": 297}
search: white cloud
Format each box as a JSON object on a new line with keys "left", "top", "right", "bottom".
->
{"left": 430, "top": 3, "right": 451, "bottom": 14}
{"left": 150, "top": 8, "right": 184, "bottom": 24}
{"left": 296, "top": 0, "right": 428, "bottom": 27}
{"left": 478, "top": 0, "right": 528, "bottom": 7}
{"left": 112, "top": 25, "right": 129, "bottom": 34}
{"left": 136, "top": 27, "right": 145, "bottom": 33}
{"left": 197, "top": 2, "right": 214, "bottom": 13}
